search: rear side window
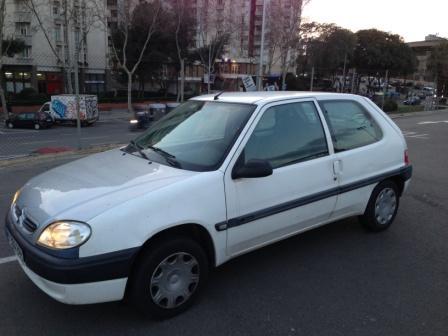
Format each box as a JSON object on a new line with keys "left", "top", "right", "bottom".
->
{"left": 319, "top": 100, "right": 383, "bottom": 152}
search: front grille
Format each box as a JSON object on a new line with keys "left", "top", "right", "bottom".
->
{"left": 14, "top": 205, "right": 38, "bottom": 233}
{"left": 23, "top": 217, "right": 38, "bottom": 233}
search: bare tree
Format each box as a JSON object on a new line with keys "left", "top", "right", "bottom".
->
{"left": 108, "top": 0, "right": 161, "bottom": 113}
{"left": 267, "top": 0, "right": 308, "bottom": 90}
{"left": 170, "top": 0, "right": 195, "bottom": 102}
{"left": 195, "top": 0, "right": 235, "bottom": 93}
{"left": 0, "top": 0, "right": 26, "bottom": 120}
{"left": 0, "top": 0, "right": 9, "bottom": 119}
{"left": 21, "top": 0, "right": 105, "bottom": 94}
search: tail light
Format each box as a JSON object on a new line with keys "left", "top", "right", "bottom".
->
{"left": 404, "top": 150, "right": 410, "bottom": 166}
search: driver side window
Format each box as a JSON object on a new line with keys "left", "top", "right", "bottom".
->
{"left": 242, "top": 101, "right": 329, "bottom": 169}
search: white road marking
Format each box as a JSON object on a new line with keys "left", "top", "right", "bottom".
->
{"left": 0, "top": 256, "right": 17, "bottom": 265}
{"left": 0, "top": 154, "right": 30, "bottom": 160}
{"left": 81, "top": 136, "right": 109, "bottom": 140}
{"left": 407, "top": 134, "right": 429, "bottom": 139}
{"left": 21, "top": 140, "right": 58, "bottom": 145}
{"left": 402, "top": 131, "right": 429, "bottom": 139}
{"left": 418, "top": 121, "right": 448, "bottom": 125}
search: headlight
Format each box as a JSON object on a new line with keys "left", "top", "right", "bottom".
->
{"left": 12, "top": 190, "right": 20, "bottom": 205}
{"left": 130, "top": 119, "right": 138, "bottom": 124}
{"left": 37, "top": 221, "right": 91, "bottom": 249}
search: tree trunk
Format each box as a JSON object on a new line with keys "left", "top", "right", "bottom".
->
{"left": 127, "top": 72, "right": 133, "bottom": 114}
{"left": 0, "top": 0, "right": 8, "bottom": 119}
{"left": 0, "top": 81, "right": 8, "bottom": 120}
{"left": 207, "top": 47, "right": 211, "bottom": 93}
{"left": 180, "top": 58, "right": 185, "bottom": 102}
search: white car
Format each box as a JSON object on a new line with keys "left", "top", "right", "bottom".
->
{"left": 6, "top": 92, "right": 412, "bottom": 318}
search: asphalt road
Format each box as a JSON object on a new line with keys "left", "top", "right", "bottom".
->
{"left": 0, "top": 112, "right": 137, "bottom": 159}
{"left": 0, "top": 110, "right": 447, "bottom": 335}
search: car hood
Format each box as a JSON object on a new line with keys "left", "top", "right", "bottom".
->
{"left": 16, "top": 148, "right": 198, "bottom": 225}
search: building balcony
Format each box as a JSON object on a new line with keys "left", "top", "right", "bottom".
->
{"left": 14, "top": 34, "right": 33, "bottom": 46}
{"left": 14, "top": 11, "right": 32, "bottom": 22}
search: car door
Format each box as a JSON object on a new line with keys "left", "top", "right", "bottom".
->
{"left": 318, "top": 99, "right": 391, "bottom": 219}
{"left": 26, "top": 113, "right": 37, "bottom": 128}
{"left": 15, "top": 113, "right": 28, "bottom": 128}
{"left": 222, "top": 99, "right": 338, "bottom": 257}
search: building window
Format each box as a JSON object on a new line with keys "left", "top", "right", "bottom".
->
{"left": 20, "top": 47, "right": 32, "bottom": 58}
{"left": 54, "top": 24, "right": 62, "bottom": 42}
{"left": 53, "top": 1, "right": 60, "bottom": 15}
{"left": 3, "top": 71, "right": 32, "bottom": 94}
{"left": 15, "top": 22, "right": 30, "bottom": 36}
{"left": 85, "top": 73, "right": 105, "bottom": 93}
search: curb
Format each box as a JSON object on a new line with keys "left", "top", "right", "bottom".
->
{"left": 0, "top": 144, "right": 123, "bottom": 169}
{"left": 389, "top": 108, "right": 448, "bottom": 119}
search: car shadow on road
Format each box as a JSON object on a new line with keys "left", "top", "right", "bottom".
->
{"left": 0, "top": 216, "right": 415, "bottom": 335}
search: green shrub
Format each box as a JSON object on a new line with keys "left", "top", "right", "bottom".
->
{"left": 382, "top": 99, "right": 398, "bottom": 112}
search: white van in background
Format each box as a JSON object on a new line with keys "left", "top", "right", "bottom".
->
{"left": 39, "top": 95, "right": 99, "bottom": 126}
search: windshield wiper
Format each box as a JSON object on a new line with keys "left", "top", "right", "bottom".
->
{"left": 130, "top": 140, "right": 150, "bottom": 161}
{"left": 147, "top": 145, "right": 176, "bottom": 159}
{"left": 147, "top": 145, "right": 180, "bottom": 167}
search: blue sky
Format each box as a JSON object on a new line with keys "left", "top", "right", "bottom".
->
{"left": 302, "top": 0, "right": 448, "bottom": 42}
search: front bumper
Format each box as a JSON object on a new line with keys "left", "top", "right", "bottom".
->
{"left": 5, "top": 212, "right": 138, "bottom": 304}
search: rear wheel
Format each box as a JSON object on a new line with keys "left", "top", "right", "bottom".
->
{"left": 7, "top": 122, "right": 14, "bottom": 129}
{"left": 129, "top": 237, "right": 209, "bottom": 319}
{"left": 359, "top": 180, "right": 399, "bottom": 232}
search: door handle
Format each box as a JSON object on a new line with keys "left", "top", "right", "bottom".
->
{"left": 333, "top": 160, "right": 342, "bottom": 181}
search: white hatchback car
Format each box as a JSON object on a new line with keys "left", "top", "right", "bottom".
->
{"left": 6, "top": 92, "right": 412, "bottom": 318}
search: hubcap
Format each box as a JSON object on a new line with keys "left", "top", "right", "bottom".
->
{"left": 150, "top": 252, "right": 200, "bottom": 309}
{"left": 375, "top": 188, "right": 397, "bottom": 225}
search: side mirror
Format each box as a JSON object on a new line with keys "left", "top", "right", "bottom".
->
{"left": 232, "top": 159, "right": 273, "bottom": 179}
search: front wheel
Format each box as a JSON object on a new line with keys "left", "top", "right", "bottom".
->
{"left": 129, "top": 237, "right": 209, "bottom": 319}
{"left": 7, "top": 122, "right": 14, "bottom": 129}
{"left": 34, "top": 123, "right": 40, "bottom": 130}
{"left": 359, "top": 180, "right": 399, "bottom": 232}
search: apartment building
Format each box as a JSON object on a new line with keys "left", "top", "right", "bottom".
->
{"left": 408, "top": 35, "right": 447, "bottom": 86}
{"left": 191, "top": 0, "right": 302, "bottom": 90}
{"left": 2, "top": 0, "right": 108, "bottom": 96}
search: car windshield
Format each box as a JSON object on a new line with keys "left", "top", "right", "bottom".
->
{"left": 126, "top": 100, "right": 256, "bottom": 171}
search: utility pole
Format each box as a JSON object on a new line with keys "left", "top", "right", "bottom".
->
{"left": 381, "top": 69, "right": 389, "bottom": 111}
{"left": 341, "top": 52, "right": 347, "bottom": 92}
{"left": 351, "top": 69, "right": 356, "bottom": 93}
{"left": 257, "top": 0, "right": 267, "bottom": 91}
{"left": 310, "top": 66, "right": 315, "bottom": 91}
{"left": 74, "top": 5, "right": 81, "bottom": 149}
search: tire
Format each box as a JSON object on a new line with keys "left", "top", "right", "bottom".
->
{"left": 7, "top": 122, "right": 13, "bottom": 129}
{"left": 359, "top": 180, "right": 399, "bottom": 232}
{"left": 129, "top": 237, "right": 209, "bottom": 319}
{"left": 34, "top": 123, "right": 40, "bottom": 130}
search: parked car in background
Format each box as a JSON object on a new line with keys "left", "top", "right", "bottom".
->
{"left": 5, "top": 111, "right": 54, "bottom": 130}
{"left": 6, "top": 92, "right": 412, "bottom": 319}
{"left": 403, "top": 96, "right": 421, "bottom": 105}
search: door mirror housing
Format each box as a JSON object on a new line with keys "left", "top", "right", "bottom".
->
{"left": 232, "top": 159, "right": 273, "bottom": 179}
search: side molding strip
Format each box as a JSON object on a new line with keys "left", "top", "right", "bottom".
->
{"left": 215, "top": 165, "right": 412, "bottom": 232}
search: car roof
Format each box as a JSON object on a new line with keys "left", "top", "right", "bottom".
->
{"left": 191, "top": 91, "right": 360, "bottom": 105}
